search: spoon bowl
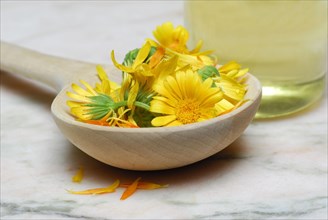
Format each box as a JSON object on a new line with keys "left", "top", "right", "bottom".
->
{"left": 1, "top": 42, "right": 261, "bottom": 170}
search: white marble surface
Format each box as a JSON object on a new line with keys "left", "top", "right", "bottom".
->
{"left": 1, "top": 1, "right": 327, "bottom": 219}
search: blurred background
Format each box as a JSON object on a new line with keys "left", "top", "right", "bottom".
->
{"left": 1, "top": 1, "right": 183, "bottom": 63}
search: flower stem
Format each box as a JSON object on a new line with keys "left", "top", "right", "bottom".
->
{"left": 115, "top": 101, "right": 150, "bottom": 111}
{"left": 134, "top": 101, "right": 150, "bottom": 111}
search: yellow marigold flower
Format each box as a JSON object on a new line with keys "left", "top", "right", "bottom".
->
{"left": 152, "top": 22, "right": 215, "bottom": 70}
{"left": 150, "top": 70, "right": 223, "bottom": 127}
{"left": 153, "top": 22, "right": 189, "bottom": 53}
{"left": 66, "top": 66, "right": 121, "bottom": 122}
{"left": 67, "top": 79, "right": 149, "bottom": 124}
{"left": 66, "top": 63, "right": 147, "bottom": 126}
{"left": 66, "top": 81, "right": 116, "bottom": 121}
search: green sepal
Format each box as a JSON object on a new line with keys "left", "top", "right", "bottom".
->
{"left": 83, "top": 94, "right": 116, "bottom": 120}
{"left": 197, "top": 66, "right": 220, "bottom": 87}
{"left": 133, "top": 107, "right": 155, "bottom": 127}
{"left": 123, "top": 48, "right": 140, "bottom": 67}
{"left": 148, "top": 46, "right": 157, "bottom": 60}
{"left": 122, "top": 46, "right": 157, "bottom": 67}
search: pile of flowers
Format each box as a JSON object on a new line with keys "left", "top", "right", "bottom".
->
{"left": 67, "top": 22, "right": 248, "bottom": 128}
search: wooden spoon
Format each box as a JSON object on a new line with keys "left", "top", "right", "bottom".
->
{"left": 1, "top": 41, "right": 261, "bottom": 171}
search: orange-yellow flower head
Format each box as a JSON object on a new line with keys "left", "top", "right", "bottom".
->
{"left": 153, "top": 22, "right": 189, "bottom": 53}
{"left": 152, "top": 22, "right": 215, "bottom": 69}
{"left": 150, "top": 70, "right": 223, "bottom": 127}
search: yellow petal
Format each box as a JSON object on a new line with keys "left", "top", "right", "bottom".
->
{"left": 149, "top": 100, "right": 176, "bottom": 114}
{"left": 164, "top": 75, "right": 183, "bottom": 100}
{"left": 215, "top": 99, "right": 235, "bottom": 115}
{"left": 66, "top": 100, "right": 82, "bottom": 108}
{"left": 153, "top": 22, "right": 174, "bottom": 46}
{"left": 152, "top": 96, "right": 177, "bottom": 108}
{"left": 151, "top": 115, "right": 177, "bottom": 127}
{"left": 70, "top": 107, "right": 93, "bottom": 120}
{"left": 166, "top": 120, "right": 183, "bottom": 127}
{"left": 66, "top": 91, "right": 90, "bottom": 102}
{"left": 127, "top": 81, "right": 139, "bottom": 109}
{"left": 137, "top": 63, "right": 153, "bottom": 76}
{"left": 217, "top": 75, "right": 246, "bottom": 101}
{"left": 219, "top": 61, "right": 241, "bottom": 73}
{"left": 196, "top": 86, "right": 221, "bottom": 104}
{"left": 203, "top": 76, "right": 214, "bottom": 88}
{"left": 96, "top": 65, "right": 108, "bottom": 81}
{"left": 153, "top": 55, "right": 178, "bottom": 81}
{"left": 153, "top": 83, "right": 179, "bottom": 102}
{"left": 68, "top": 179, "right": 120, "bottom": 195}
{"left": 235, "top": 68, "right": 249, "bottom": 78}
{"left": 226, "top": 70, "right": 239, "bottom": 78}
{"left": 72, "top": 167, "right": 84, "bottom": 183}
{"left": 101, "top": 80, "right": 111, "bottom": 95}
{"left": 111, "top": 50, "right": 135, "bottom": 73}
{"left": 197, "top": 117, "right": 207, "bottom": 122}
{"left": 120, "top": 74, "right": 132, "bottom": 100}
{"left": 72, "top": 83, "right": 92, "bottom": 96}
{"left": 175, "top": 71, "right": 187, "bottom": 98}
{"left": 200, "top": 91, "right": 223, "bottom": 107}
{"left": 133, "top": 41, "right": 151, "bottom": 68}
{"left": 79, "top": 80, "right": 98, "bottom": 96}
{"left": 198, "top": 55, "right": 215, "bottom": 66}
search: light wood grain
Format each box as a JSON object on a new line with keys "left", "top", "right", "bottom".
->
{"left": 0, "top": 41, "right": 119, "bottom": 91}
{"left": 1, "top": 41, "right": 262, "bottom": 170}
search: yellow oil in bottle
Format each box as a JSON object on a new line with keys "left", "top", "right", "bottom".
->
{"left": 185, "top": 1, "right": 327, "bottom": 118}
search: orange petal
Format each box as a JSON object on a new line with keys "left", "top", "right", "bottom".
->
{"left": 120, "top": 181, "right": 168, "bottom": 190}
{"left": 149, "top": 47, "right": 165, "bottom": 69}
{"left": 120, "top": 177, "right": 141, "bottom": 200}
{"left": 68, "top": 179, "right": 120, "bottom": 195}
{"left": 83, "top": 120, "right": 109, "bottom": 126}
{"left": 72, "top": 167, "right": 84, "bottom": 183}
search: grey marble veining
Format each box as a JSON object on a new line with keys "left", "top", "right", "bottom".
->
{"left": 1, "top": 1, "right": 327, "bottom": 219}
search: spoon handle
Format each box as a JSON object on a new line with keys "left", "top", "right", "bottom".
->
{"left": 0, "top": 41, "right": 102, "bottom": 92}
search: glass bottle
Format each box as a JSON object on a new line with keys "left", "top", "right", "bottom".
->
{"left": 185, "top": 0, "right": 327, "bottom": 118}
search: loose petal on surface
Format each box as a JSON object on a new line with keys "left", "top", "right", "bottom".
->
{"left": 68, "top": 180, "right": 120, "bottom": 195}
{"left": 120, "top": 177, "right": 141, "bottom": 200}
